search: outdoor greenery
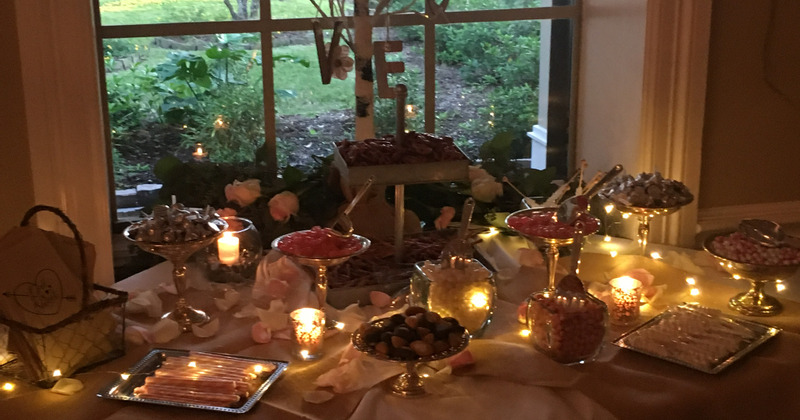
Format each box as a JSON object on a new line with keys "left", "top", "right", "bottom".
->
{"left": 101, "top": 0, "right": 544, "bottom": 188}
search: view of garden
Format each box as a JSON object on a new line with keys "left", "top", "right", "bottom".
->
{"left": 100, "top": 0, "right": 541, "bottom": 190}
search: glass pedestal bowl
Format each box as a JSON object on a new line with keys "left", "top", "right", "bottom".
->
{"left": 124, "top": 218, "right": 226, "bottom": 332}
{"left": 351, "top": 316, "right": 469, "bottom": 398}
{"left": 272, "top": 230, "right": 370, "bottom": 323}
{"left": 608, "top": 199, "right": 689, "bottom": 255}
{"left": 704, "top": 232, "right": 800, "bottom": 316}
{"left": 505, "top": 207, "right": 600, "bottom": 291}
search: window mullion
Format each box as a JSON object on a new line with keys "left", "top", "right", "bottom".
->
{"left": 423, "top": 3, "right": 436, "bottom": 134}
{"left": 260, "top": 0, "right": 277, "bottom": 175}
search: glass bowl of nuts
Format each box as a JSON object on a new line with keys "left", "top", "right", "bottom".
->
{"left": 351, "top": 306, "right": 469, "bottom": 397}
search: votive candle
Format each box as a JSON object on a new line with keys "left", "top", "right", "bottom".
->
{"left": 609, "top": 276, "right": 642, "bottom": 325}
{"left": 217, "top": 231, "right": 240, "bottom": 265}
{"left": 290, "top": 308, "right": 325, "bottom": 360}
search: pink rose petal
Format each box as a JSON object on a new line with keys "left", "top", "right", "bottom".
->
{"left": 251, "top": 322, "right": 272, "bottom": 344}
{"left": 369, "top": 291, "right": 392, "bottom": 308}
{"left": 448, "top": 350, "right": 475, "bottom": 369}
{"left": 264, "top": 279, "right": 290, "bottom": 300}
{"left": 272, "top": 328, "right": 292, "bottom": 340}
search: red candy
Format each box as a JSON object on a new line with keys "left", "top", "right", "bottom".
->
{"left": 528, "top": 291, "right": 606, "bottom": 364}
{"left": 711, "top": 232, "right": 800, "bottom": 266}
{"left": 507, "top": 211, "right": 600, "bottom": 239}
{"left": 277, "top": 227, "right": 363, "bottom": 258}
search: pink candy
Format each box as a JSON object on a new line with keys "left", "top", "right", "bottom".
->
{"left": 508, "top": 211, "right": 600, "bottom": 239}
{"left": 711, "top": 232, "right": 800, "bottom": 266}
{"left": 277, "top": 227, "right": 363, "bottom": 258}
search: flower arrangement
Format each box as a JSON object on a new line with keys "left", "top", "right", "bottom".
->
{"left": 152, "top": 133, "right": 561, "bottom": 244}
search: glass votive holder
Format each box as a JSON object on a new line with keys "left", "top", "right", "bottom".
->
{"left": 609, "top": 276, "right": 643, "bottom": 325}
{"left": 202, "top": 216, "right": 263, "bottom": 283}
{"left": 289, "top": 308, "right": 325, "bottom": 361}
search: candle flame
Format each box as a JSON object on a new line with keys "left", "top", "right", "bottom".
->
{"left": 53, "top": 369, "right": 62, "bottom": 378}
{"left": 120, "top": 373, "right": 130, "bottom": 380}
{"left": 253, "top": 365, "right": 264, "bottom": 373}
{"left": 300, "top": 350, "right": 310, "bottom": 360}
{"left": 469, "top": 292, "right": 489, "bottom": 308}
{"left": 604, "top": 235, "right": 611, "bottom": 242}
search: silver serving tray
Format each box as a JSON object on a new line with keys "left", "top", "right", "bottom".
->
{"left": 613, "top": 304, "right": 780, "bottom": 374}
{"left": 97, "top": 348, "right": 288, "bottom": 414}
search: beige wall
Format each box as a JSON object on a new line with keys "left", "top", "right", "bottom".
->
{"left": 701, "top": 0, "right": 800, "bottom": 208}
{"left": 0, "top": 0, "right": 35, "bottom": 233}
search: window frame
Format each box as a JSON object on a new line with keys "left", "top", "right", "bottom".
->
{"left": 93, "top": 0, "right": 582, "bottom": 217}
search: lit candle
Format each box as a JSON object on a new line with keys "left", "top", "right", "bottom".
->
{"left": 217, "top": 231, "right": 240, "bottom": 265}
{"left": 609, "top": 276, "right": 643, "bottom": 325}
{"left": 192, "top": 143, "right": 208, "bottom": 161}
{"left": 290, "top": 308, "right": 325, "bottom": 360}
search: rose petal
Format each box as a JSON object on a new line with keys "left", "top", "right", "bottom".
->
{"left": 50, "top": 378, "right": 84, "bottom": 395}
{"left": 215, "top": 289, "right": 241, "bottom": 311}
{"left": 303, "top": 390, "right": 335, "bottom": 404}
{"left": 192, "top": 318, "right": 220, "bottom": 338}
{"left": 127, "top": 290, "right": 163, "bottom": 318}
{"left": 151, "top": 318, "right": 181, "bottom": 343}
{"left": 264, "top": 279, "right": 290, "bottom": 300}
{"left": 251, "top": 322, "right": 272, "bottom": 344}
{"left": 369, "top": 291, "right": 392, "bottom": 308}
{"left": 234, "top": 303, "right": 259, "bottom": 319}
{"left": 448, "top": 350, "right": 475, "bottom": 369}
{"left": 272, "top": 328, "right": 292, "bottom": 340}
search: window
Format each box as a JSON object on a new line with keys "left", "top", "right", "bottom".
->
{"left": 96, "top": 0, "right": 580, "bottom": 217}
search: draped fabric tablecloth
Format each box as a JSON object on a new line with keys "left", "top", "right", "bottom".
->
{"left": 2, "top": 237, "right": 800, "bottom": 420}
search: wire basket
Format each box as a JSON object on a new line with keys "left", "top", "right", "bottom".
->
{"left": 0, "top": 205, "right": 127, "bottom": 387}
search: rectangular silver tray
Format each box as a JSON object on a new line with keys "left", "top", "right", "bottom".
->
{"left": 612, "top": 304, "right": 780, "bottom": 374}
{"left": 97, "top": 348, "right": 288, "bottom": 414}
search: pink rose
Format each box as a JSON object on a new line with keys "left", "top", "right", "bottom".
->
{"left": 268, "top": 191, "right": 300, "bottom": 222}
{"left": 216, "top": 207, "right": 238, "bottom": 217}
{"left": 434, "top": 206, "right": 456, "bottom": 230}
{"left": 225, "top": 179, "right": 262, "bottom": 207}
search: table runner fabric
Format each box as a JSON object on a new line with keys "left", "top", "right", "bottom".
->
{"left": 2, "top": 244, "right": 800, "bottom": 419}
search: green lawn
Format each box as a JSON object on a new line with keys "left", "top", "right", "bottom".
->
{"left": 99, "top": 0, "right": 320, "bottom": 25}
{"left": 273, "top": 45, "right": 354, "bottom": 116}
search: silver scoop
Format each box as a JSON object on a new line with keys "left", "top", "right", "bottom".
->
{"left": 739, "top": 219, "right": 800, "bottom": 248}
{"left": 440, "top": 198, "right": 476, "bottom": 269}
{"left": 329, "top": 176, "right": 375, "bottom": 237}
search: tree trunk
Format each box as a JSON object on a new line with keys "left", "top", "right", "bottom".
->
{"left": 354, "top": 0, "right": 375, "bottom": 140}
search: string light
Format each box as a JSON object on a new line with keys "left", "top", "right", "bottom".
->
{"left": 603, "top": 235, "right": 611, "bottom": 242}
{"left": 53, "top": 369, "right": 62, "bottom": 378}
{"left": 685, "top": 277, "right": 696, "bottom": 285}
{"left": 622, "top": 213, "right": 631, "bottom": 219}
{"left": 690, "top": 288, "right": 700, "bottom": 296}
{"left": 335, "top": 321, "right": 345, "bottom": 330}
{"left": 519, "top": 329, "right": 531, "bottom": 337}
{"left": 2, "top": 382, "right": 14, "bottom": 391}
{"left": 610, "top": 251, "right": 618, "bottom": 258}
{"left": 604, "top": 204, "right": 615, "bottom": 214}
{"left": 776, "top": 280, "right": 786, "bottom": 292}
{"left": 650, "top": 251, "right": 662, "bottom": 260}
{"left": 120, "top": 373, "right": 130, "bottom": 380}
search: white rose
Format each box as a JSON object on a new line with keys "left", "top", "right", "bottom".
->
{"left": 225, "top": 179, "right": 262, "bottom": 207}
{"left": 471, "top": 178, "right": 503, "bottom": 203}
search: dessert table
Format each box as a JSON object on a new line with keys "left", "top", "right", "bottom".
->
{"left": 2, "top": 235, "right": 800, "bottom": 420}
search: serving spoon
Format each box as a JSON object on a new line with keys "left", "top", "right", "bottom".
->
{"left": 739, "top": 219, "right": 800, "bottom": 248}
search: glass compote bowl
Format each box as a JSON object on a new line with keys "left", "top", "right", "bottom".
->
{"left": 505, "top": 208, "right": 600, "bottom": 291}
{"left": 272, "top": 230, "right": 370, "bottom": 322}
{"left": 351, "top": 317, "right": 469, "bottom": 397}
{"left": 123, "top": 218, "right": 226, "bottom": 332}
{"left": 704, "top": 232, "right": 800, "bottom": 316}
{"left": 607, "top": 199, "right": 691, "bottom": 255}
